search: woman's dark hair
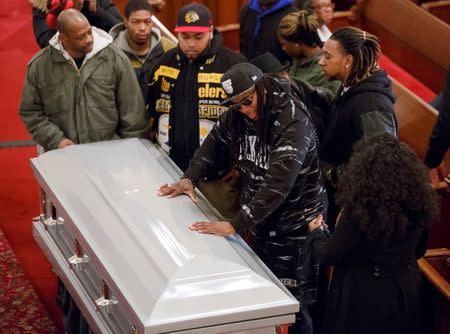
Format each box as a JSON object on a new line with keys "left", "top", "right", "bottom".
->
{"left": 230, "top": 76, "right": 287, "bottom": 167}
{"left": 278, "top": 10, "right": 322, "bottom": 47}
{"left": 331, "top": 26, "right": 380, "bottom": 86}
{"left": 336, "top": 134, "right": 439, "bottom": 240}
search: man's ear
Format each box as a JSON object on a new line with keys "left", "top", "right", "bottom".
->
{"left": 123, "top": 18, "right": 129, "bottom": 29}
{"left": 209, "top": 28, "right": 213, "bottom": 40}
{"left": 345, "top": 54, "right": 353, "bottom": 69}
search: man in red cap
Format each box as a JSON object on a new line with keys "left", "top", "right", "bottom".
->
{"left": 146, "top": 3, "right": 246, "bottom": 174}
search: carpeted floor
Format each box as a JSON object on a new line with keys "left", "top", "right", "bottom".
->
{"left": 0, "top": 226, "right": 58, "bottom": 333}
{"left": 0, "top": 0, "right": 63, "bottom": 332}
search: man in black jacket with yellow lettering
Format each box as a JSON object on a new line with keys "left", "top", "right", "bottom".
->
{"left": 146, "top": 3, "right": 246, "bottom": 172}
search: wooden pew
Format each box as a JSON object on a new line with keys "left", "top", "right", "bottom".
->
{"left": 328, "top": 10, "right": 359, "bottom": 31}
{"left": 419, "top": 248, "right": 450, "bottom": 334}
{"left": 360, "top": 0, "right": 450, "bottom": 92}
{"left": 391, "top": 76, "right": 450, "bottom": 248}
{"left": 422, "top": 0, "right": 450, "bottom": 25}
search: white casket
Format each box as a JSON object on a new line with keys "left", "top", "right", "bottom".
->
{"left": 31, "top": 138, "right": 299, "bottom": 334}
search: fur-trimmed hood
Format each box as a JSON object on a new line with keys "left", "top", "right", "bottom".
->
{"left": 30, "top": 0, "right": 49, "bottom": 13}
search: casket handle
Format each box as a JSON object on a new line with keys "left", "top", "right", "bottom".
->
{"left": 95, "top": 280, "right": 118, "bottom": 313}
{"left": 68, "top": 239, "right": 89, "bottom": 271}
{"left": 37, "top": 214, "right": 65, "bottom": 231}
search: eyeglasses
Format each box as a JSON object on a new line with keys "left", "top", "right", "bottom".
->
{"left": 232, "top": 91, "right": 255, "bottom": 107}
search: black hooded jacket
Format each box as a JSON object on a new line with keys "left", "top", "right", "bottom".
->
{"left": 320, "top": 70, "right": 397, "bottom": 169}
{"left": 31, "top": 0, "right": 121, "bottom": 49}
{"left": 146, "top": 29, "right": 246, "bottom": 171}
{"left": 185, "top": 76, "right": 327, "bottom": 235}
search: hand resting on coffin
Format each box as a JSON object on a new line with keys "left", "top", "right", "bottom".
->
{"left": 157, "top": 178, "right": 197, "bottom": 202}
{"left": 189, "top": 221, "right": 236, "bottom": 236}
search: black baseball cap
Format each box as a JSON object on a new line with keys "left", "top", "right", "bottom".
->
{"left": 221, "top": 63, "right": 264, "bottom": 105}
{"left": 250, "top": 52, "right": 290, "bottom": 74}
{"left": 175, "top": 3, "right": 212, "bottom": 33}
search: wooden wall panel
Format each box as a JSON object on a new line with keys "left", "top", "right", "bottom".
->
{"left": 114, "top": 0, "right": 246, "bottom": 32}
{"left": 422, "top": 0, "right": 450, "bottom": 25}
{"left": 362, "top": 0, "right": 450, "bottom": 92}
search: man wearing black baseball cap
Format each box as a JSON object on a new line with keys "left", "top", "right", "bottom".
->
{"left": 158, "top": 62, "right": 327, "bottom": 334}
{"left": 146, "top": 2, "right": 246, "bottom": 174}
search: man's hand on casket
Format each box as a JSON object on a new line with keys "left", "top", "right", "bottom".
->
{"left": 57, "top": 138, "right": 75, "bottom": 149}
{"left": 189, "top": 221, "right": 236, "bottom": 236}
{"left": 157, "top": 179, "right": 197, "bottom": 202}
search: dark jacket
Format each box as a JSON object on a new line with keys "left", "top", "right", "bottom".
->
{"left": 240, "top": 0, "right": 296, "bottom": 63}
{"left": 425, "top": 67, "right": 450, "bottom": 168}
{"left": 320, "top": 70, "right": 397, "bottom": 171}
{"left": 185, "top": 76, "right": 327, "bottom": 304}
{"left": 185, "top": 77, "right": 327, "bottom": 236}
{"left": 32, "top": 0, "right": 121, "bottom": 49}
{"left": 110, "top": 23, "right": 176, "bottom": 98}
{"left": 146, "top": 29, "right": 246, "bottom": 171}
{"left": 308, "top": 217, "right": 428, "bottom": 334}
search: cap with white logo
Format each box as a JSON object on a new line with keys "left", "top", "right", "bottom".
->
{"left": 220, "top": 63, "right": 263, "bottom": 105}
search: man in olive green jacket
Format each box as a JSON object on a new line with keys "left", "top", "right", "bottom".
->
{"left": 19, "top": 9, "right": 149, "bottom": 152}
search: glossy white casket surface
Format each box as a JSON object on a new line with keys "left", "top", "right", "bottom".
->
{"left": 31, "top": 138, "right": 299, "bottom": 333}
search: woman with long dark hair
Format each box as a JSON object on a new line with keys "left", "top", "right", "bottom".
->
{"left": 158, "top": 63, "right": 327, "bottom": 334}
{"left": 308, "top": 134, "right": 439, "bottom": 334}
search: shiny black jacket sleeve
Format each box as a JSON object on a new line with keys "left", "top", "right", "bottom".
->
{"left": 230, "top": 111, "right": 316, "bottom": 233}
{"left": 184, "top": 109, "right": 234, "bottom": 181}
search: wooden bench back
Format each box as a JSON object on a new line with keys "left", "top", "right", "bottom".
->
{"left": 392, "top": 76, "right": 450, "bottom": 175}
{"left": 362, "top": 0, "right": 450, "bottom": 92}
{"left": 422, "top": 0, "right": 450, "bottom": 25}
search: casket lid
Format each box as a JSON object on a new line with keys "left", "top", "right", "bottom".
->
{"left": 31, "top": 139, "right": 298, "bottom": 333}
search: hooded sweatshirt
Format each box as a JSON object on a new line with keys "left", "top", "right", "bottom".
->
{"left": 240, "top": 0, "right": 296, "bottom": 63}
{"left": 110, "top": 23, "right": 175, "bottom": 97}
{"left": 320, "top": 70, "right": 397, "bottom": 168}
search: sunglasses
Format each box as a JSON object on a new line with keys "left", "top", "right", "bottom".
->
{"left": 232, "top": 91, "right": 255, "bottom": 107}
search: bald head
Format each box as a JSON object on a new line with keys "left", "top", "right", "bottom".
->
{"left": 57, "top": 9, "right": 93, "bottom": 59}
{"left": 57, "top": 8, "right": 89, "bottom": 34}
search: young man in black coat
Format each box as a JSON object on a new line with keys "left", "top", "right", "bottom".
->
{"left": 158, "top": 63, "right": 327, "bottom": 334}
{"left": 146, "top": 3, "right": 246, "bottom": 172}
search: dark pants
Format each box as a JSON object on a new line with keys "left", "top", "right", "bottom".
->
{"left": 57, "top": 279, "right": 93, "bottom": 334}
{"left": 254, "top": 234, "right": 317, "bottom": 334}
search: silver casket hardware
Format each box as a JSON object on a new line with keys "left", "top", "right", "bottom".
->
{"left": 37, "top": 214, "right": 65, "bottom": 232}
{"left": 95, "top": 280, "right": 118, "bottom": 313}
{"left": 68, "top": 238, "right": 89, "bottom": 271}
